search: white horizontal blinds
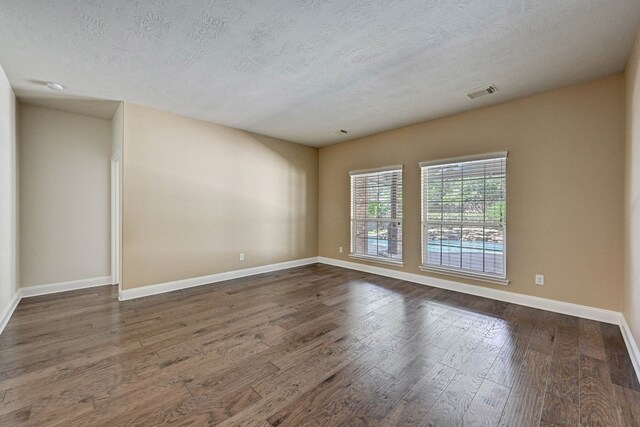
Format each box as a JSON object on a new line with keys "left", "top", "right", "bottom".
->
{"left": 422, "top": 155, "right": 507, "bottom": 278}
{"left": 350, "top": 167, "right": 403, "bottom": 262}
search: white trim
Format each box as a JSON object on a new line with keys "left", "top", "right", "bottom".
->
{"left": 349, "top": 254, "right": 404, "bottom": 267}
{"left": 0, "top": 291, "right": 21, "bottom": 336}
{"left": 118, "top": 257, "right": 318, "bottom": 301}
{"left": 1, "top": 256, "right": 638, "bottom": 385}
{"left": 349, "top": 165, "right": 403, "bottom": 176}
{"left": 619, "top": 314, "right": 640, "bottom": 383}
{"left": 419, "top": 151, "right": 508, "bottom": 168}
{"left": 317, "top": 256, "right": 620, "bottom": 324}
{"left": 420, "top": 154, "right": 508, "bottom": 283}
{"left": 21, "top": 276, "right": 113, "bottom": 298}
{"left": 111, "top": 153, "right": 122, "bottom": 290}
{"left": 419, "top": 265, "right": 509, "bottom": 286}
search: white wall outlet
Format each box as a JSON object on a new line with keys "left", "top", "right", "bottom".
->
{"left": 239, "top": 253, "right": 245, "bottom": 261}
{"left": 535, "top": 274, "right": 544, "bottom": 285}
{"left": 339, "top": 246, "right": 343, "bottom": 253}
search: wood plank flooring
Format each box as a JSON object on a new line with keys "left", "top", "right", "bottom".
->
{"left": 0, "top": 264, "right": 639, "bottom": 426}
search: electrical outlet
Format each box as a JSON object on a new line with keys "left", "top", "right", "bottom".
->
{"left": 535, "top": 274, "right": 544, "bottom": 285}
{"left": 239, "top": 253, "right": 245, "bottom": 261}
{"left": 339, "top": 246, "right": 343, "bottom": 253}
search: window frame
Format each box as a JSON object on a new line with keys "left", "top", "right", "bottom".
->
{"left": 349, "top": 165, "right": 404, "bottom": 266}
{"left": 419, "top": 152, "right": 508, "bottom": 285}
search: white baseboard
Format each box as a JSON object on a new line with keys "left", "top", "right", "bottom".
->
{"left": 118, "top": 257, "right": 318, "bottom": 301}
{"left": 0, "top": 291, "right": 21, "bottom": 336}
{"left": 21, "top": 276, "right": 113, "bottom": 298}
{"left": 317, "top": 256, "right": 621, "bottom": 325}
{"left": 619, "top": 315, "right": 640, "bottom": 383}
{"left": 318, "top": 256, "right": 640, "bottom": 380}
{"left": 1, "top": 255, "right": 639, "bottom": 383}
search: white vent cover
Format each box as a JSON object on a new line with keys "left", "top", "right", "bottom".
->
{"left": 467, "top": 84, "right": 498, "bottom": 100}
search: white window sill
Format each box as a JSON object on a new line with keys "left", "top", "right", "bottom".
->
{"left": 419, "top": 265, "right": 509, "bottom": 286}
{"left": 349, "top": 254, "right": 404, "bottom": 267}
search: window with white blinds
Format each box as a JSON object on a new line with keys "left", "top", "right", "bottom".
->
{"left": 350, "top": 166, "right": 403, "bottom": 264}
{"left": 421, "top": 153, "right": 507, "bottom": 281}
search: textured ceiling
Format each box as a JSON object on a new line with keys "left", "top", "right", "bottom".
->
{"left": 0, "top": 0, "right": 639, "bottom": 146}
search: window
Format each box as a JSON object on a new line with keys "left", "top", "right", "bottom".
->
{"left": 350, "top": 166, "right": 403, "bottom": 265}
{"left": 421, "top": 152, "right": 507, "bottom": 283}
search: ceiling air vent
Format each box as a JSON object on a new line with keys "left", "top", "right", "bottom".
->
{"left": 466, "top": 84, "right": 498, "bottom": 100}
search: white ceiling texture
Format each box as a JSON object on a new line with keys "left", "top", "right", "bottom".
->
{"left": 0, "top": 0, "right": 639, "bottom": 146}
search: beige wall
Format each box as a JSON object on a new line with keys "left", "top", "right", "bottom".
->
{"left": 19, "top": 105, "right": 111, "bottom": 287}
{"left": 625, "top": 30, "right": 640, "bottom": 348}
{"left": 319, "top": 75, "right": 625, "bottom": 311}
{"left": 121, "top": 103, "right": 318, "bottom": 290}
{"left": 0, "top": 63, "right": 18, "bottom": 318}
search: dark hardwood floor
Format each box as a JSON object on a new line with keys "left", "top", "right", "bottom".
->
{"left": 0, "top": 264, "right": 639, "bottom": 426}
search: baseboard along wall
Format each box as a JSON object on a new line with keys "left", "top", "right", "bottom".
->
{"left": 117, "top": 257, "right": 318, "bottom": 301}
{"left": 316, "top": 256, "right": 639, "bottom": 381}
{"left": 21, "top": 275, "right": 113, "bottom": 298}
{"left": 0, "top": 291, "right": 21, "bottom": 337}
{"left": 0, "top": 275, "right": 113, "bottom": 336}
{"left": 317, "top": 257, "right": 620, "bottom": 324}
{"left": 0, "top": 257, "right": 637, "bottom": 382}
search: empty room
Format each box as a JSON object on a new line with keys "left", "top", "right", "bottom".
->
{"left": 1, "top": 1, "right": 640, "bottom": 426}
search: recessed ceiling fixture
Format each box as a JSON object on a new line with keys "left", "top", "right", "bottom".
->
{"left": 45, "top": 82, "right": 64, "bottom": 91}
{"left": 466, "top": 84, "right": 498, "bottom": 100}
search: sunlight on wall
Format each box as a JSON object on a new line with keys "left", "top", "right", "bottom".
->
{"left": 122, "top": 103, "right": 318, "bottom": 289}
